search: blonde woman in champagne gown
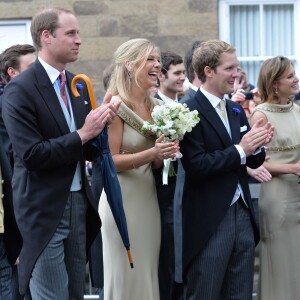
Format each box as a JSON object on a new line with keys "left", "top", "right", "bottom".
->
{"left": 250, "top": 56, "right": 300, "bottom": 300}
{"left": 99, "top": 39, "right": 179, "bottom": 300}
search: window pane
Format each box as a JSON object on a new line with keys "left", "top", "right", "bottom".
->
{"left": 230, "top": 5, "right": 260, "bottom": 57}
{"left": 264, "top": 4, "right": 294, "bottom": 56}
{"left": 229, "top": 3, "right": 295, "bottom": 88}
{"left": 0, "top": 21, "right": 32, "bottom": 53}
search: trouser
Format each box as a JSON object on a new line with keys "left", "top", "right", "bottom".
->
{"left": 184, "top": 200, "right": 255, "bottom": 300}
{"left": 0, "top": 234, "right": 12, "bottom": 299}
{"left": 29, "top": 191, "right": 87, "bottom": 300}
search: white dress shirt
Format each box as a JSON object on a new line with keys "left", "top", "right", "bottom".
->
{"left": 157, "top": 90, "right": 178, "bottom": 104}
{"left": 200, "top": 87, "right": 246, "bottom": 206}
{"left": 38, "top": 57, "right": 82, "bottom": 191}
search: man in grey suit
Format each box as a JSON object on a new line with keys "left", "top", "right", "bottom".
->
{"left": 154, "top": 51, "right": 185, "bottom": 300}
{"left": 2, "top": 7, "right": 119, "bottom": 299}
{"left": 179, "top": 40, "right": 273, "bottom": 299}
{"left": 173, "top": 41, "right": 202, "bottom": 287}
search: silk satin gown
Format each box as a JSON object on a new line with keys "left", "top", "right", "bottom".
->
{"left": 99, "top": 98, "right": 161, "bottom": 300}
{"left": 253, "top": 102, "right": 300, "bottom": 300}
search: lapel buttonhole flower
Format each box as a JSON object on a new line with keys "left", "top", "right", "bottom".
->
{"left": 232, "top": 107, "right": 240, "bottom": 115}
{"left": 76, "top": 83, "right": 83, "bottom": 91}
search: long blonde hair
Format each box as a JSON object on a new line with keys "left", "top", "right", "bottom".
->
{"left": 108, "top": 38, "right": 160, "bottom": 112}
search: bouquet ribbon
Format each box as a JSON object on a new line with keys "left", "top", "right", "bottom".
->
{"left": 162, "top": 152, "right": 182, "bottom": 185}
{"left": 163, "top": 159, "right": 171, "bottom": 185}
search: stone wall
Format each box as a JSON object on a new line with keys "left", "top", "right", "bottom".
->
{"left": 0, "top": 0, "right": 218, "bottom": 99}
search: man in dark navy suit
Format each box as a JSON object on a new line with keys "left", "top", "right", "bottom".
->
{"left": 2, "top": 7, "right": 119, "bottom": 299}
{"left": 179, "top": 40, "right": 273, "bottom": 300}
{"left": 0, "top": 131, "right": 20, "bottom": 299}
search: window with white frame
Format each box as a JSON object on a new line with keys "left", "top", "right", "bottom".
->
{"left": 219, "top": 0, "right": 300, "bottom": 87}
{"left": 0, "top": 20, "right": 32, "bottom": 53}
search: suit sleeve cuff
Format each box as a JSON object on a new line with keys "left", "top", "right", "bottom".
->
{"left": 76, "top": 130, "right": 84, "bottom": 145}
{"left": 234, "top": 144, "right": 246, "bottom": 165}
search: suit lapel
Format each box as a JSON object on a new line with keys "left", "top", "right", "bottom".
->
{"left": 196, "top": 91, "right": 232, "bottom": 147}
{"left": 33, "top": 61, "right": 87, "bottom": 133}
{"left": 226, "top": 100, "right": 241, "bottom": 144}
{"left": 33, "top": 61, "right": 70, "bottom": 134}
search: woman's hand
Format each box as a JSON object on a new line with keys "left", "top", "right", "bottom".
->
{"left": 291, "top": 162, "right": 300, "bottom": 176}
{"left": 153, "top": 135, "right": 180, "bottom": 160}
{"left": 247, "top": 166, "right": 272, "bottom": 183}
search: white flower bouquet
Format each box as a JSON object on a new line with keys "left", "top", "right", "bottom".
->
{"left": 142, "top": 102, "right": 200, "bottom": 184}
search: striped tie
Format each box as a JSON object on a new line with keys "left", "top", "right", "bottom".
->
{"left": 59, "top": 72, "right": 69, "bottom": 111}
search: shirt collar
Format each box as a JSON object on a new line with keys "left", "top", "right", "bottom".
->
{"left": 190, "top": 83, "right": 199, "bottom": 92}
{"left": 38, "top": 57, "right": 65, "bottom": 84}
{"left": 200, "top": 86, "right": 225, "bottom": 109}
{"left": 157, "top": 90, "right": 178, "bottom": 103}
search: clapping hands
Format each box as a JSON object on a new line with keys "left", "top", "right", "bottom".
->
{"left": 239, "top": 118, "right": 274, "bottom": 156}
{"left": 78, "top": 92, "right": 121, "bottom": 144}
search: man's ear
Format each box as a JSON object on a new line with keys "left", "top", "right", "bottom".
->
{"left": 7, "top": 67, "right": 17, "bottom": 79}
{"left": 204, "top": 66, "right": 214, "bottom": 77}
{"left": 204, "top": 66, "right": 213, "bottom": 79}
{"left": 41, "top": 29, "right": 52, "bottom": 45}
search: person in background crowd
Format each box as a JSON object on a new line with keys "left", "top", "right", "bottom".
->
{"left": 2, "top": 7, "right": 119, "bottom": 299}
{"left": 172, "top": 41, "right": 203, "bottom": 299}
{"left": 230, "top": 67, "right": 257, "bottom": 119}
{"left": 0, "top": 44, "right": 36, "bottom": 166}
{"left": 156, "top": 50, "right": 185, "bottom": 104}
{"left": 0, "top": 78, "right": 5, "bottom": 95}
{"left": 102, "top": 63, "right": 115, "bottom": 93}
{"left": 250, "top": 56, "right": 300, "bottom": 300}
{"left": 180, "top": 41, "right": 203, "bottom": 103}
{"left": 0, "top": 43, "right": 36, "bottom": 300}
{"left": 0, "top": 133, "right": 14, "bottom": 299}
{"left": 293, "top": 90, "right": 300, "bottom": 105}
{"left": 99, "top": 38, "right": 179, "bottom": 300}
{"left": 153, "top": 50, "right": 185, "bottom": 300}
{"left": 178, "top": 39, "right": 273, "bottom": 300}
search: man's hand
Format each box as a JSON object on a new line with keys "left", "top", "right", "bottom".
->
{"left": 239, "top": 118, "right": 274, "bottom": 156}
{"left": 77, "top": 92, "right": 122, "bottom": 144}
